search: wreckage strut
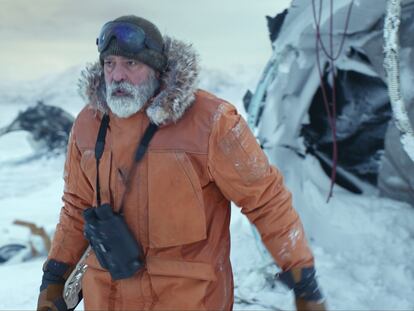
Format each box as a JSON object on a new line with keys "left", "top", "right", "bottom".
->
{"left": 384, "top": 0, "right": 414, "bottom": 161}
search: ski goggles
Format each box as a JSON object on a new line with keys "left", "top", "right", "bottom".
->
{"left": 96, "top": 21, "right": 163, "bottom": 54}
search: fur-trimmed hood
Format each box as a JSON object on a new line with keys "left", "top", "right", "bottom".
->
{"left": 78, "top": 36, "right": 199, "bottom": 126}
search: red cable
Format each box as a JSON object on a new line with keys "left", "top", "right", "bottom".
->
{"left": 312, "top": 0, "right": 354, "bottom": 61}
{"left": 311, "top": 0, "right": 354, "bottom": 201}
{"left": 327, "top": 0, "right": 337, "bottom": 201}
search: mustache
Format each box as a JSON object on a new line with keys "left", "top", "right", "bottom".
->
{"left": 107, "top": 81, "right": 135, "bottom": 97}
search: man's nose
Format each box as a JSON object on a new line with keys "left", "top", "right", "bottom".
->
{"left": 111, "top": 64, "right": 128, "bottom": 82}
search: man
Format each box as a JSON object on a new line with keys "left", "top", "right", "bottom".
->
{"left": 37, "top": 15, "right": 326, "bottom": 311}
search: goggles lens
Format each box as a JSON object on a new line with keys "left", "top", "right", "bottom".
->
{"left": 96, "top": 21, "right": 163, "bottom": 54}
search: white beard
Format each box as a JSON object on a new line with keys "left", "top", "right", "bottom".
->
{"left": 106, "top": 72, "right": 159, "bottom": 118}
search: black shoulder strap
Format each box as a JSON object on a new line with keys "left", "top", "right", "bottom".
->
{"left": 95, "top": 114, "right": 110, "bottom": 161}
{"left": 94, "top": 114, "right": 158, "bottom": 209}
{"left": 95, "top": 114, "right": 110, "bottom": 207}
{"left": 134, "top": 123, "right": 159, "bottom": 162}
{"left": 119, "top": 123, "right": 159, "bottom": 213}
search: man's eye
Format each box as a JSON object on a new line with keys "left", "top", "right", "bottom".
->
{"left": 104, "top": 61, "right": 113, "bottom": 67}
{"left": 127, "top": 60, "right": 137, "bottom": 66}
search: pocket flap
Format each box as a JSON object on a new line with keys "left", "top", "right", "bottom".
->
{"left": 146, "top": 257, "right": 216, "bottom": 282}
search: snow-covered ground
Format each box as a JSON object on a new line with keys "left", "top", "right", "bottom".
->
{"left": 0, "top": 65, "right": 414, "bottom": 310}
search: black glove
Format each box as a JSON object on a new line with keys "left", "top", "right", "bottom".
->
{"left": 37, "top": 259, "right": 74, "bottom": 311}
{"left": 276, "top": 266, "right": 326, "bottom": 311}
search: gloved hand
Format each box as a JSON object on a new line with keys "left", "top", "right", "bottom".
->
{"left": 37, "top": 259, "right": 73, "bottom": 311}
{"left": 276, "top": 266, "right": 326, "bottom": 311}
{"left": 295, "top": 297, "right": 326, "bottom": 311}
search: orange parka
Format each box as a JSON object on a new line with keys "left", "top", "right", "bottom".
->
{"left": 48, "top": 37, "right": 314, "bottom": 310}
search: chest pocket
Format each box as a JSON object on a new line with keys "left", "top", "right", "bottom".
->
{"left": 80, "top": 149, "right": 113, "bottom": 208}
{"left": 148, "top": 151, "right": 207, "bottom": 248}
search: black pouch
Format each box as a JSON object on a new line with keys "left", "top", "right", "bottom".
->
{"left": 83, "top": 204, "right": 144, "bottom": 280}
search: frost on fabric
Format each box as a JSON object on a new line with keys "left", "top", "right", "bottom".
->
{"left": 212, "top": 103, "right": 227, "bottom": 124}
{"left": 278, "top": 241, "right": 291, "bottom": 261}
{"left": 231, "top": 119, "right": 244, "bottom": 137}
{"left": 219, "top": 118, "right": 270, "bottom": 184}
{"left": 288, "top": 227, "right": 302, "bottom": 248}
{"left": 276, "top": 227, "right": 302, "bottom": 262}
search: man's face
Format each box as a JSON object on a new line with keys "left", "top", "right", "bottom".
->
{"left": 103, "top": 55, "right": 160, "bottom": 118}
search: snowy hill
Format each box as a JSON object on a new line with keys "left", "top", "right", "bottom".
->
{"left": 0, "top": 64, "right": 414, "bottom": 310}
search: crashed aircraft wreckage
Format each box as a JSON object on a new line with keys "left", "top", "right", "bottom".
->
{"left": 0, "top": 101, "right": 74, "bottom": 153}
{"left": 246, "top": 0, "right": 414, "bottom": 205}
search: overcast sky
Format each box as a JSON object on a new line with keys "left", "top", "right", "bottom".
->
{"left": 0, "top": 0, "right": 291, "bottom": 81}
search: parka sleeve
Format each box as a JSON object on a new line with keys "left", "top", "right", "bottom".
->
{"left": 207, "top": 102, "right": 314, "bottom": 271}
{"left": 47, "top": 126, "right": 93, "bottom": 265}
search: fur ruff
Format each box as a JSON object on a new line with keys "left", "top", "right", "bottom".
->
{"left": 78, "top": 36, "right": 199, "bottom": 126}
